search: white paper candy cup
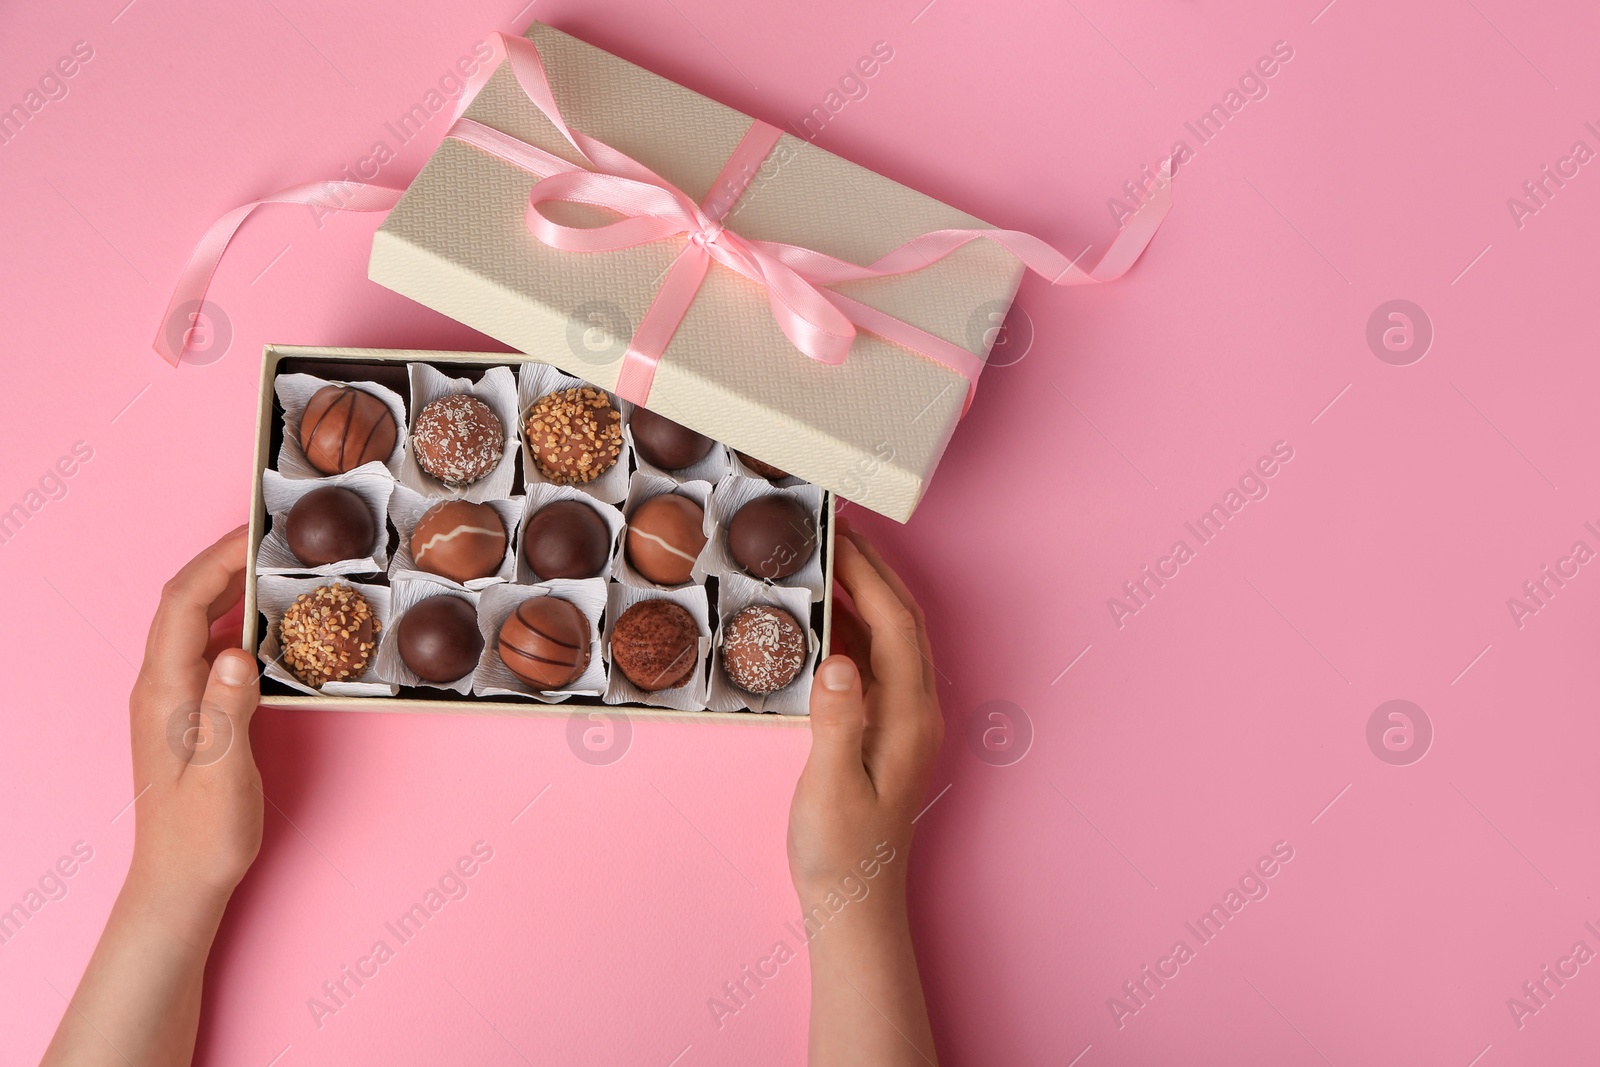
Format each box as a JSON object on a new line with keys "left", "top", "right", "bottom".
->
{"left": 613, "top": 472, "right": 713, "bottom": 591}
{"left": 602, "top": 583, "right": 710, "bottom": 711}
{"left": 398, "top": 363, "right": 520, "bottom": 502}
{"left": 256, "top": 464, "right": 395, "bottom": 577}
{"left": 372, "top": 579, "right": 481, "bottom": 695}
{"left": 706, "top": 572, "right": 818, "bottom": 716}
{"left": 621, "top": 398, "right": 731, "bottom": 485}
{"left": 514, "top": 484, "right": 625, "bottom": 584}
{"left": 275, "top": 373, "right": 406, "bottom": 479}
{"left": 387, "top": 484, "right": 521, "bottom": 591}
{"left": 704, "top": 475, "right": 827, "bottom": 602}
{"left": 517, "top": 363, "right": 630, "bottom": 504}
{"left": 256, "top": 576, "right": 396, "bottom": 697}
{"left": 728, "top": 449, "right": 805, "bottom": 488}
{"left": 473, "top": 579, "right": 608, "bottom": 702}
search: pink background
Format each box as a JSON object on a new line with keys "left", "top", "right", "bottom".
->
{"left": 2, "top": 0, "right": 1597, "bottom": 1063}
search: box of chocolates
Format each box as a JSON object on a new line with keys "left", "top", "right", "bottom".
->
{"left": 243, "top": 345, "right": 830, "bottom": 723}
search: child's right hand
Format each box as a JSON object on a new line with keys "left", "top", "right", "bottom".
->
{"left": 787, "top": 526, "right": 944, "bottom": 902}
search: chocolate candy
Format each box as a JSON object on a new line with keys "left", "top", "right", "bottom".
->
{"left": 279, "top": 583, "right": 378, "bottom": 688}
{"left": 611, "top": 599, "right": 699, "bottom": 691}
{"left": 523, "top": 386, "right": 623, "bottom": 485}
{"left": 397, "top": 595, "right": 483, "bottom": 683}
{"left": 727, "top": 495, "right": 816, "bottom": 580}
{"left": 625, "top": 494, "right": 706, "bottom": 586}
{"left": 497, "top": 597, "right": 591, "bottom": 690}
{"left": 523, "top": 499, "right": 611, "bottom": 581}
{"left": 412, "top": 394, "right": 504, "bottom": 487}
{"left": 735, "top": 451, "right": 789, "bottom": 481}
{"left": 299, "top": 385, "right": 398, "bottom": 475}
{"left": 630, "top": 407, "right": 713, "bottom": 470}
{"left": 284, "top": 485, "right": 375, "bottom": 566}
{"left": 721, "top": 605, "right": 806, "bottom": 694}
{"left": 411, "top": 500, "right": 507, "bottom": 583}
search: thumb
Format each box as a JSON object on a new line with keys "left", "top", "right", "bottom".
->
{"left": 803, "top": 655, "right": 868, "bottom": 786}
{"left": 185, "top": 649, "right": 260, "bottom": 771}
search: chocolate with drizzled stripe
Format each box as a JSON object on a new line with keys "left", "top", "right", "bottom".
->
{"left": 299, "top": 385, "right": 398, "bottom": 475}
{"left": 497, "top": 596, "right": 591, "bottom": 690}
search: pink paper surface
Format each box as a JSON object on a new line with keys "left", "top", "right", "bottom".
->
{"left": 2, "top": 1, "right": 1596, "bottom": 1064}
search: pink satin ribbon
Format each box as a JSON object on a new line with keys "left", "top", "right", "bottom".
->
{"left": 155, "top": 29, "right": 1173, "bottom": 414}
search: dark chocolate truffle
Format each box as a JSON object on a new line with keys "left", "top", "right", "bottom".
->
{"left": 412, "top": 394, "right": 505, "bottom": 487}
{"left": 523, "top": 499, "right": 611, "bottom": 580}
{"left": 279, "top": 582, "right": 378, "bottom": 688}
{"left": 625, "top": 494, "right": 706, "bottom": 586}
{"left": 397, "top": 595, "right": 483, "bottom": 683}
{"left": 497, "top": 597, "right": 591, "bottom": 690}
{"left": 523, "top": 386, "right": 623, "bottom": 485}
{"left": 299, "top": 385, "right": 398, "bottom": 475}
{"left": 411, "top": 500, "right": 507, "bottom": 583}
{"left": 735, "top": 451, "right": 789, "bottom": 481}
{"left": 611, "top": 599, "right": 699, "bottom": 692}
{"left": 284, "top": 485, "right": 376, "bottom": 566}
{"left": 630, "top": 407, "right": 714, "bottom": 470}
{"left": 721, "top": 605, "right": 806, "bottom": 694}
{"left": 727, "top": 495, "right": 817, "bottom": 580}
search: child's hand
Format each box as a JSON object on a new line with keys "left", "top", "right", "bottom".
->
{"left": 127, "top": 524, "right": 263, "bottom": 909}
{"left": 788, "top": 527, "right": 943, "bottom": 901}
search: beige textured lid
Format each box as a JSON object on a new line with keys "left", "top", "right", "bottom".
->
{"left": 370, "top": 22, "right": 1024, "bottom": 521}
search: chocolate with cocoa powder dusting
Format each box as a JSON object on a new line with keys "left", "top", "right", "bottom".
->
{"left": 279, "top": 582, "right": 379, "bottom": 688}
{"left": 522, "top": 386, "right": 623, "bottom": 485}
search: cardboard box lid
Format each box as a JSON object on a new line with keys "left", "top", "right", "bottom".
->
{"left": 370, "top": 22, "right": 1025, "bottom": 522}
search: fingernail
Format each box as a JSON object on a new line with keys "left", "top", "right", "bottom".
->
{"left": 819, "top": 658, "right": 855, "bottom": 692}
{"left": 227, "top": 522, "right": 249, "bottom": 537}
{"left": 216, "top": 653, "right": 256, "bottom": 687}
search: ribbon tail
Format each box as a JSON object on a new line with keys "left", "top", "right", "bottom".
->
{"left": 614, "top": 246, "right": 712, "bottom": 405}
{"left": 152, "top": 182, "right": 404, "bottom": 365}
{"left": 1077, "top": 159, "right": 1173, "bottom": 283}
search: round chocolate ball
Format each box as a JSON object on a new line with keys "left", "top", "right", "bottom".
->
{"left": 626, "top": 494, "right": 706, "bottom": 587}
{"left": 721, "top": 605, "right": 806, "bottom": 694}
{"left": 727, "top": 495, "right": 817, "bottom": 580}
{"left": 611, "top": 599, "right": 699, "bottom": 692}
{"left": 630, "top": 407, "right": 714, "bottom": 470}
{"left": 411, "top": 500, "right": 507, "bottom": 584}
{"left": 497, "top": 597, "right": 591, "bottom": 690}
{"left": 523, "top": 499, "right": 611, "bottom": 581}
{"left": 735, "top": 451, "right": 789, "bottom": 481}
{"left": 279, "top": 583, "right": 378, "bottom": 688}
{"left": 299, "top": 385, "right": 398, "bottom": 475}
{"left": 284, "top": 485, "right": 376, "bottom": 566}
{"left": 412, "top": 394, "right": 505, "bottom": 488}
{"left": 397, "top": 595, "right": 483, "bottom": 683}
{"left": 523, "top": 386, "right": 623, "bottom": 485}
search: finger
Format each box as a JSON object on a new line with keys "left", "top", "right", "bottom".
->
{"left": 138, "top": 526, "right": 250, "bottom": 696}
{"left": 831, "top": 536, "right": 926, "bottom": 693}
{"left": 842, "top": 530, "right": 935, "bottom": 692}
{"left": 827, "top": 595, "right": 875, "bottom": 690}
{"left": 801, "top": 655, "right": 871, "bottom": 791}
{"left": 179, "top": 649, "right": 260, "bottom": 776}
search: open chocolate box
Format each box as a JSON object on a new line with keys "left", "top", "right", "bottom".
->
{"left": 243, "top": 345, "right": 832, "bottom": 724}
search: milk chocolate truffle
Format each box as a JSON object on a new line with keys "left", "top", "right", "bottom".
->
{"left": 523, "top": 386, "right": 623, "bottom": 485}
{"left": 735, "top": 451, "right": 789, "bottom": 481}
{"left": 523, "top": 499, "right": 610, "bottom": 580}
{"left": 721, "top": 605, "right": 806, "bottom": 694}
{"left": 279, "top": 582, "right": 378, "bottom": 688}
{"left": 411, "top": 500, "right": 507, "bottom": 583}
{"left": 284, "top": 485, "right": 375, "bottom": 566}
{"left": 728, "top": 495, "right": 817, "bottom": 580}
{"left": 397, "top": 595, "right": 483, "bottom": 683}
{"left": 630, "top": 407, "right": 714, "bottom": 471}
{"left": 626, "top": 494, "right": 706, "bottom": 586}
{"left": 412, "top": 394, "right": 504, "bottom": 487}
{"left": 497, "top": 597, "right": 591, "bottom": 690}
{"left": 610, "top": 599, "right": 699, "bottom": 692}
{"left": 299, "top": 385, "right": 398, "bottom": 475}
